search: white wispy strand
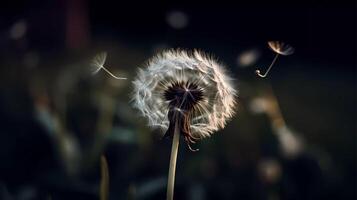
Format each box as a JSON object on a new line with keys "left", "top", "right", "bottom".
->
{"left": 91, "top": 52, "right": 127, "bottom": 80}
{"left": 132, "top": 49, "right": 237, "bottom": 139}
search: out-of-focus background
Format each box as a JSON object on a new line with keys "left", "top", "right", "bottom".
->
{"left": 0, "top": 0, "right": 355, "bottom": 200}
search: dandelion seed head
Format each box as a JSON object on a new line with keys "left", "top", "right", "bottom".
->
{"left": 132, "top": 49, "right": 237, "bottom": 140}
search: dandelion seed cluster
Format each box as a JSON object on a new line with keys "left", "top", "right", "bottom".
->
{"left": 132, "top": 50, "right": 237, "bottom": 143}
{"left": 163, "top": 80, "right": 205, "bottom": 150}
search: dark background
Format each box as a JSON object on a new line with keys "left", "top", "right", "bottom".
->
{"left": 0, "top": 0, "right": 355, "bottom": 200}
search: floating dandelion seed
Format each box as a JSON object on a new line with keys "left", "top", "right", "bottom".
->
{"left": 132, "top": 49, "right": 237, "bottom": 200}
{"left": 255, "top": 41, "right": 294, "bottom": 78}
{"left": 91, "top": 52, "right": 127, "bottom": 80}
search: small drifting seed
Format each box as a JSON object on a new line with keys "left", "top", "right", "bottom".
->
{"left": 256, "top": 41, "right": 294, "bottom": 78}
{"left": 91, "top": 52, "right": 127, "bottom": 80}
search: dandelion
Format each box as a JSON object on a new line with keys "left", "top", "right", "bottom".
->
{"left": 255, "top": 41, "right": 294, "bottom": 78}
{"left": 132, "top": 49, "right": 237, "bottom": 200}
{"left": 91, "top": 52, "right": 127, "bottom": 80}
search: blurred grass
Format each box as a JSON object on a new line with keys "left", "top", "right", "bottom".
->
{"left": 100, "top": 155, "right": 109, "bottom": 200}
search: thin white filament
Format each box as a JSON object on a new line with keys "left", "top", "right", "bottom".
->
{"left": 91, "top": 52, "right": 127, "bottom": 80}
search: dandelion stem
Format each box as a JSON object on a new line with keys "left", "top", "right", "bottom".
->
{"left": 256, "top": 53, "right": 279, "bottom": 78}
{"left": 166, "top": 123, "right": 180, "bottom": 200}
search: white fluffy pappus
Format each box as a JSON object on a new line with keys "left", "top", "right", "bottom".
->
{"left": 132, "top": 49, "right": 237, "bottom": 139}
